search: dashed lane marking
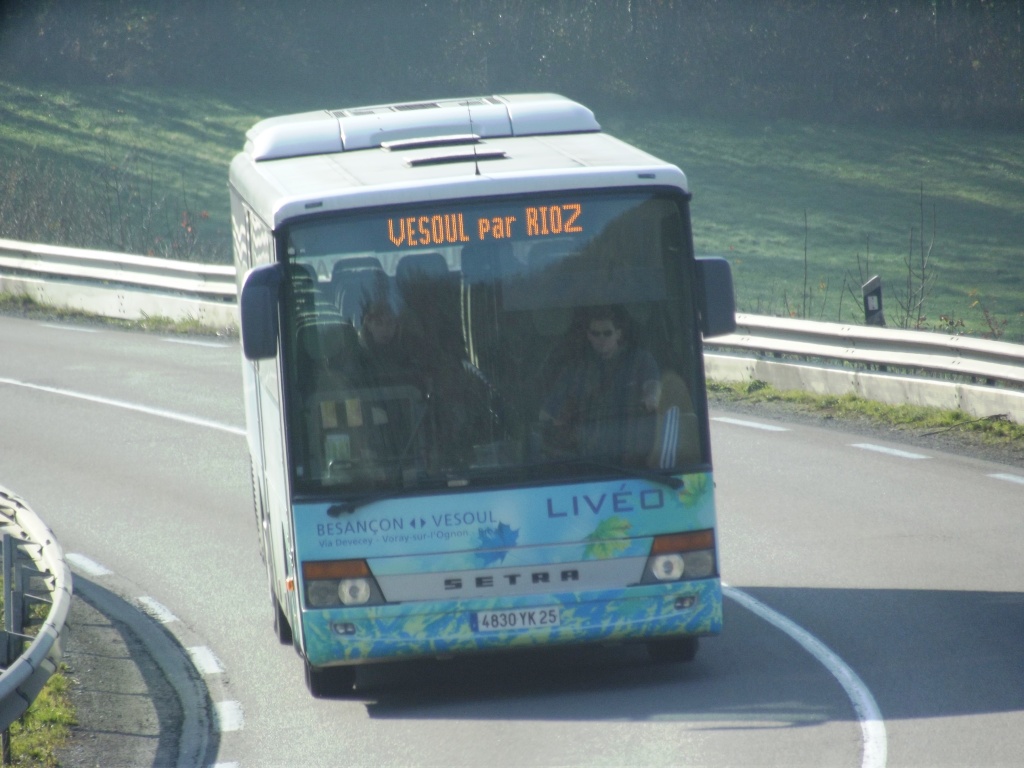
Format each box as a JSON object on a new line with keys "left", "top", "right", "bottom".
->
{"left": 712, "top": 416, "right": 790, "bottom": 432}
{"left": 188, "top": 646, "right": 226, "bottom": 675}
{"left": 163, "top": 337, "right": 232, "bottom": 349}
{"left": 214, "top": 700, "right": 245, "bottom": 732}
{"left": 66, "top": 553, "right": 112, "bottom": 576}
{"left": 138, "top": 596, "right": 179, "bottom": 624}
{"left": 851, "top": 443, "right": 930, "bottom": 460}
{"left": 41, "top": 324, "right": 98, "bottom": 333}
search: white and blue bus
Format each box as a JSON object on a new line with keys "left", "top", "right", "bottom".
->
{"left": 230, "top": 94, "right": 735, "bottom": 696}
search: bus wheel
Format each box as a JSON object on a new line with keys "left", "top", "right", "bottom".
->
{"left": 647, "top": 636, "right": 699, "bottom": 664}
{"left": 273, "top": 595, "right": 293, "bottom": 645}
{"left": 304, "top": 661, "right": 356, "bottom": 698}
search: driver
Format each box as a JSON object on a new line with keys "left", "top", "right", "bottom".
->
{"left": 540, "top": 305, "right": 660, "bottom": 465}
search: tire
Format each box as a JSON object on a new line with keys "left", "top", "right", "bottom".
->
{"left": 273, "top": 592, "right": 293, "bottom": 646}
{"left": 304, "top": 660, "right": 356, "bottom": 698}
{"left": 647, "top": 636, "right": 699, "bottom": 664}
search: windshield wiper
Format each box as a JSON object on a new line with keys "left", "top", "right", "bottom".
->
{"left": 326, "top": 474, "right": 458, "bottom": 516}
{"left": 328, "top": 486, "right": 420, "bottom": 516}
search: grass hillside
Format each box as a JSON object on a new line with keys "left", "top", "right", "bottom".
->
{"left": 636, "top": 115, "right": 1024, "bottom": 339}
{"left": 2, "top": 79, "right": 1022, "bottom": 340}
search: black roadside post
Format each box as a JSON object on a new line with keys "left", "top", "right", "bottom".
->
{"left": 862, "top": 275, "right": 885, "bottom": 327}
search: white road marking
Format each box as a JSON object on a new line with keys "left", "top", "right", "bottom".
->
{"left": 215, "top": 700, "right": 245, "bottom": 732}
{"left": 851, "top": 443, "right": 929, "bottom": 460}
{"left": 0, "top": 377, "right": 245, "bottom": 436}
{"left": 65, "top": 553, "right": 112, "bottom": 576}
{"left": 725, "top": 585, "right": 887, "bottom": 768}
{"left": 7, "top": 350, "right": 990, "bottom": 768}
{"left": 187, "top": 646, "right": 225, "bottom": 675}
{"left": 163, "top": 337, "right": 231, "bottom": 349}
{"left": 41, "top": 324, "right": 98, "bottom": 333}
{"left": 712, "top": 417, "right": 790, "bottom": 432}
{"left": 138, "top": 596, "right": 178, "bottom": 624}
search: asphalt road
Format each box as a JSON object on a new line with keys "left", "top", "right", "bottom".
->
{"left": 1, "top": 314, "right": 1022, "bottom": 768}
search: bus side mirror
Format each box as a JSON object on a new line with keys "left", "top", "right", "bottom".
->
{"left": 695, "top": 256, "right": 736, "bottom": 338}
{"left": 240, "top": 263, "right": 283, "bottom": 360}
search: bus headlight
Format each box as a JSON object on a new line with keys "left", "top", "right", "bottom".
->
{"left": 303, "top": 559, "right": 384, "bottom": 608}
{"left": 339, "top": 578, "right": 372, "bottom": 606}
{"left": 308, "top": 580, "right": 342, "bottom": 608}
{"left": 679, "top": 549, "right": 715, "bottom": 579}
{"left": 650, "top": 554, "right": 685, "bottom": 581}
{"left": 641, "top": 530, "right": 717, "bottom": 584}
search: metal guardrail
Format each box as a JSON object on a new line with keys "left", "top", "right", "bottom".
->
{"left": 2, "top": 237, "right": 1023, "bottom": 423}
{"left": 706, "top": 314, "right": 1024, "bottom": 424}
{"left": 0, "top": 486, "right": 72, "bottom": 746}
{"left": 0, "top": 237, "right": 235, "bottom": 297}
{"left": 0, "top": 237, "right": 237, "bottom": 329}
{"left": 713, "top": 314, "right": 1024, "bottom": 388}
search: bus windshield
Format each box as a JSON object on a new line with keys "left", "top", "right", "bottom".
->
{"left": 280, "top": 190, "right": 706, "bottom": 496}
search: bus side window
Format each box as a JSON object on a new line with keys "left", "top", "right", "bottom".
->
{"left": 287, "top": 263, "right": 330, "bottom": 316}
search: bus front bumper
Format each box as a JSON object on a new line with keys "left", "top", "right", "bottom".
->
{"left": 301, "top": 578, "right": 722, "bottom": 666}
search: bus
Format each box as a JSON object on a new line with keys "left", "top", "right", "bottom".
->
{"left": 230, "top": 94, "right": 735, "bottom": 696}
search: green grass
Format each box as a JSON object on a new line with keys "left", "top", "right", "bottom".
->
{"left": 0, "top": 80, "right": 260, "bottom": 262}
{"left": 0, "top": 291, "right": 236, "bottom": 337}
{"left": 603, "top": 113, "right": 1024, "bottom": 339}
{"left": 8, "top": 667, "right": 75, "bottom": 767}
{"left": 0, "top": 577, "right": 74, "bottom": 766}
{"left": 0, "top": 80, "right": 254, "bottom": 215}
{"left": 2, "top": 79, "right": 1023, "bottom": 339}
{"left": 708, "top": 378, "right": 1024, "bottom": 456}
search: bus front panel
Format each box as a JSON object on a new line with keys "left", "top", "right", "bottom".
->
{"left": 273, "top": 188, "right": 724, "bottom": 667}
{"left": 294, "top": 473, "right": 721, "bottom": 665}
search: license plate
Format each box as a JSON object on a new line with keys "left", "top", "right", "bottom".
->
{"left": 473, "top": 607, "right": 560, "bottom": 632}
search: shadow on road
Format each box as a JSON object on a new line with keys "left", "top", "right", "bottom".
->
{"left": 359, "top": 586, "right": 1024, "bottom": 728}
{"left": 59, "top": 578, "right": 221, "bottom": 768}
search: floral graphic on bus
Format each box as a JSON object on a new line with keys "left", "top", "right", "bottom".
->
{"left": 303, "top": 579, "right": 723, "bottom": 665}
{"left": 584, "top": 517, "right": 631, "bottom": 559}
{"left": 677, "top": 472, "right": 709, "bottom": 508}
{"left": 475, "top": 522, "right": 520, "bottom": 565}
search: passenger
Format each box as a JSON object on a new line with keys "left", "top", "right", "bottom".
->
{"left": 345, "top": 298, "right": 430, "bottom": 472}
{"left": 540, "top": 305, "right": 660, "bottom": 465}
{"left": 355, "top": 298, "right": 425, "bottom": 390}
{"left": 358, "top": 296, "right": 498, "bottom": 469}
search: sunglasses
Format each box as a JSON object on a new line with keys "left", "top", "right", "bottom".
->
{"left": 588, "top": 329, "right": 616, "bottom": 338}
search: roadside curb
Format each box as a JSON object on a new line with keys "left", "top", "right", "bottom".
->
{"left": 56, "top": 577, "right": 219, "bottom": 768}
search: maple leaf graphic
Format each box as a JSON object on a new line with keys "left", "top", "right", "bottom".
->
{"left": 476, "top": 522, "right": 519, "bottom": 565}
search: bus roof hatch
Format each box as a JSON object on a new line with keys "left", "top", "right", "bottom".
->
{"left": 245, "top": 93, "right": 600, "bottom": 161}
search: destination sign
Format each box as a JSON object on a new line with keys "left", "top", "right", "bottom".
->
{"left": 386, "top": 202, "right": 583, "bottom": 248}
